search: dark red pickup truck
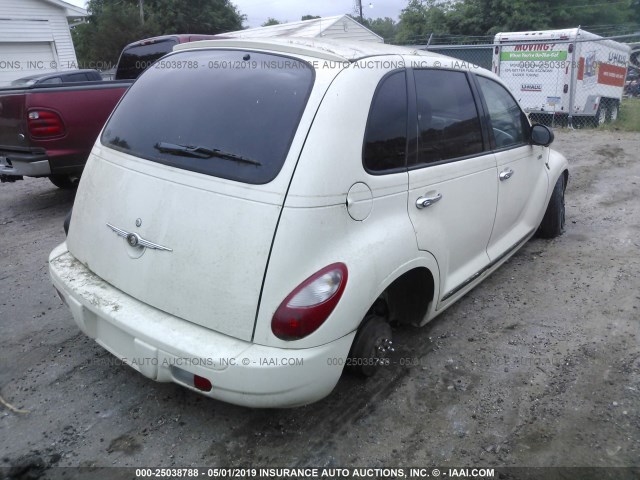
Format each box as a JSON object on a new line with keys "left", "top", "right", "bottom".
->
{"left": 0, "top": 34, "right": 216, "bottom": 189}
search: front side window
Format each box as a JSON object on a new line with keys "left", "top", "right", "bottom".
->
{"left": 476, "top": 76, "right": 529, "bottom": 149}
{"left": 363, "top": 70, "right": 408, "bottom": 173}
{"left": 102, "top": 50, "right": 314, "bottom": 184}
{"left": 414, "top": 69, "right": 484, "bottom": 165}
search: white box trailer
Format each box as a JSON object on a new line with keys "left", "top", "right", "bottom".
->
{"left": 493, "top": 28, "right": 630, "bottom": 126}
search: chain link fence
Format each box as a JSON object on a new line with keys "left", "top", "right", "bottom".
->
{"left": 408, "top": 31, "right": 639, "bottom": 129}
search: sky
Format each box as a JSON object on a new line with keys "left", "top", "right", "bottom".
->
{"left": 64, "top": 0, "right": 403, "bottom": 28}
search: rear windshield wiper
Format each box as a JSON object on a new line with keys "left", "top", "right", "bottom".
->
{"left": 154, "top": 142, "right": 261, "bottom": 166}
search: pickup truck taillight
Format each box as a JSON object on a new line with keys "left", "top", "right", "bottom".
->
{"left": 28, "top": 110, "right": 66, "bottom": 139}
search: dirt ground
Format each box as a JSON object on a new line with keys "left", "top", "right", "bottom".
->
{"left": 0, "top": 130, "right": 639, "bottom": 476}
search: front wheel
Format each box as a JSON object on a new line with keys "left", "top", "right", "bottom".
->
{"left": 48, "top": 174, "right": 79, "bottom": 190}
{"left": 537, "top": 174, "right": 566, "bottom": 238}
{"left": 348, "top": 314, "right": 393, "bottom": 377}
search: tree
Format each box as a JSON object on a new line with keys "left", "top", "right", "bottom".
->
{"left": 395, "top": 0, "right": 450, "bottom": 45}
{"left": 261, "top": 18, "right": 282, "bottom": 26}
{"left": 392, "top": 0, "right": 639, "bottom": 44}
{"left": 72, "top": 1, "right": 156, "bottom": 67}
{"left": 73, "top": 0, "right": 244, "bottom": 66}
{"left": 368, "top": 17, "right": 398, "bottom": 44}
{"left": 301, "top": 15, "right": 321, "bottom": 21}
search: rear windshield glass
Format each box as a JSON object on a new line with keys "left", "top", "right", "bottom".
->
{"left": 102, "top": 50, "right": 314, "bottom": 184}
{"left": 115, "top": 39, "right": 177, "bottom": 80}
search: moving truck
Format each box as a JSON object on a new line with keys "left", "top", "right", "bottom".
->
{"left": 493, "top": 28, "right": 630, "bottom": 126}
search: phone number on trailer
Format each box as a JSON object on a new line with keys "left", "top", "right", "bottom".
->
{"left": 136, "top": 468, "right": 259, "bottom": 478}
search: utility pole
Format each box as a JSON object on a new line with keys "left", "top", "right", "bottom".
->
{"left": 139, "top": 0, "right": 145, "bottom": 25}
{"left": 356, "top": 0, "right": 363, "bottom": 22}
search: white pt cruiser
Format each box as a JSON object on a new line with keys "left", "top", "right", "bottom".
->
{"left": 49, "top": 38, "right": 568, "bottom": 408}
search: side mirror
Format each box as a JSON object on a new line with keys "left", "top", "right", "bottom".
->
{"left": 530, "top": 124, "right": 554, "bottom": 147}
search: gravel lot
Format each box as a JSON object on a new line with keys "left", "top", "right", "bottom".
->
{"left": 1, "top": 130, "right": 639, "bottom": 476}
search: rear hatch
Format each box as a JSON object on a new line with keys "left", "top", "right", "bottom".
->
{"left": 66, "top": 48, "right": 324, "bottom": 342}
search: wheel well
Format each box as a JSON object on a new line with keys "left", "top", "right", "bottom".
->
{"left": 374, "top": 267, "right": 435, "bottom": 326}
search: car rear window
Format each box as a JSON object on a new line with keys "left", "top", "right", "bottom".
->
{"left": 115, "top": 39, "right": 177, "bottom": 80}
{"left": 102, "top": 49, "right": 314, "bottom": 185}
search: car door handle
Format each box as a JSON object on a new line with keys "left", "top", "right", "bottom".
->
{"left": 499, "top": 169, "right": 514, "bottom": 181}
{"left": 416, "top": 193, "right": 442, "bottom": 209}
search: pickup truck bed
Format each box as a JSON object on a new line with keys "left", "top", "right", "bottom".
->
{"left": 0, "top": 80, "right": 131, "bottom": 188}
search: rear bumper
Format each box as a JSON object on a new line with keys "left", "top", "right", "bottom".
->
{"left": 48, "top": 243, "right": 353, "bottom": 408}
{"left": 0, "top": 148, "right": 50, "bottom": 177}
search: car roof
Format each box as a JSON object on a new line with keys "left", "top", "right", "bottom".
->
{"left": 174, "top": 37, "right": 448, "bottom": 63}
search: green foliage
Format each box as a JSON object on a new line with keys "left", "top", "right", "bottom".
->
{"left": 301, "top": 15, "right": 321, "bottom": 21}
{"left": 393, "top": 0, "right": 639, "bottom": 44}
{"left": 261, "top": 18, "right": 282, "bottom": 26}
{"left": 73, "top": 0, "right": 244, "bottom": 67}
{"left": 395, "top": 0, "right": 450, "bottom": 44}
{"left": 367, "top": 17, "right": 399, "bottom": 43}
{"left": 602, "top": 98, "right": 640, "bottom": 132}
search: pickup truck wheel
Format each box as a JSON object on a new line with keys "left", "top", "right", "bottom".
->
{"left": 348, "top": 314, "right": 393, "bottom": 377}
{"left": 49, "top": 174, "right": 79, "bottom": 190}
{"left": 537, "top": 175, "right": 566, "bottom": 239}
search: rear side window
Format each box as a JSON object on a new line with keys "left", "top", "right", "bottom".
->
{"left": 363, "top": 71, "right": 408, "bottom": 173}
{"left": 115, "top": 39, "right": 177, "bottom": 80}
{"left": 102, "top": 50, "right": 314, "bottom": 184}
{"left": 413, "top": 69, "right": 484, "bottom": 165}
{"left": 40, "top": 77, "right": 62, "bottom": 84}
{"left": 64, "top": 73, "right": 90, "bottom": 82}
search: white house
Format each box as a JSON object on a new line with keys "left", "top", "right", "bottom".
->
{"left": 0, "top": 0, "right": 87, "bottom": 86}
{"left": 223, "top": 15, "right": 383, "bottom": 44}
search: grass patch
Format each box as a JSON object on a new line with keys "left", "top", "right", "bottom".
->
{"left": 604, "top": 97, "right": 640, "bottom": 132}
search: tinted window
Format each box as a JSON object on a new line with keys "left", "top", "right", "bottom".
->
{"left": 363, "top": 71, "right": 408, "bottom": 172}
{"left": 477, "top": 76, "right": 529, "bottom": 149}
{"left": 115, "top": 39, "right": 177, "bottom": 80}
{"left": 414, "top": 69, "right": 484, "bottom": 165}
{"left": 40, "top": 77, "right": 62, "bottom": 84}
{"left": 64, "top": 73, "right": 89, "bottom": 82}
{"left": 102, "top": 50, "right": 314, "bottom": 185}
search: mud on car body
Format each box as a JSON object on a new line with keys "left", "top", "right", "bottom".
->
{"left": 49, "top": 38, "right": 568, "bottom": 408}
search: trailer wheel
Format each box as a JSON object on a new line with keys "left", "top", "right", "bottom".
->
{"left": 607, "top": 103, "right": 619, "bottom": 122}
{"left": 596, "top": 105, "right": 607, "bottom": 126}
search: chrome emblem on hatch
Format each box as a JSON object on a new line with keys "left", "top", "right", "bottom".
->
{"left": 107, "top": 223, "right": 173, "bottom": 252}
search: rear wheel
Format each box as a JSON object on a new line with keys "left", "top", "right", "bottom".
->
{"left": 537, "top": 174, "right": 566, "bottom": 239}
{"left": 348, "top": 314, "right": 393, "bottom": 377}
{"left": 596, "top": 105, "right": 607, "bottom": 126}
{"left": 48, "top": 174, "right": 79, "bottom": 190}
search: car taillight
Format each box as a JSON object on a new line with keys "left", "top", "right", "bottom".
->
{"left": 28, "top": 110, "right": 65, "bottom": 138}
{"left": 271, "top": 263, "right": 348, "bottom": 340}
